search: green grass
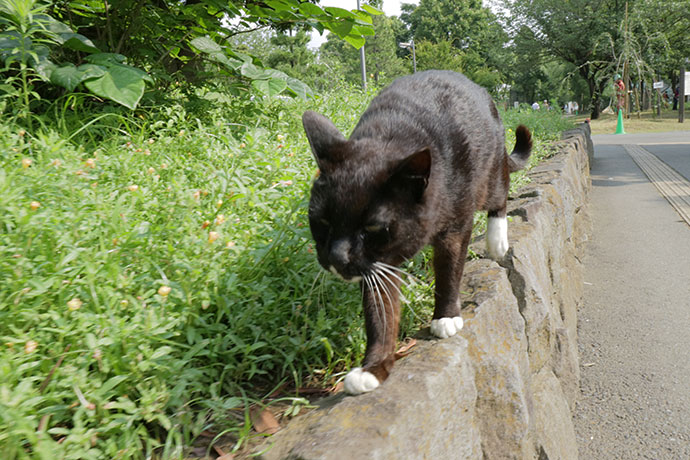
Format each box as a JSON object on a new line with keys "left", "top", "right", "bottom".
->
{"left": 0, "top": 87, "right": 572, "bottom": 458}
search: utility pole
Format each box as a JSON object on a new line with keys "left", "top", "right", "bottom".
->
{"left": 623, "top": 1, "right": 630, "bottom": 117}
{"left": 410, "top": 39, "right": 416, "bottom": 73}
{"left": 656, "top": 73, "right": 661, "bottom": 117}
{"left": 399, "top": 39, "right": 416, "bottom": 73}
{"left": 357, "top": 0, "right": 367, "bottom": 91}
{"left": 680, "top": 64, "right": 686, "bottom": 123}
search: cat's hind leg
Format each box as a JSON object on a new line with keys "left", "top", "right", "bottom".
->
{"left": 486, "top": 208, "right": 509, "bottom": 260}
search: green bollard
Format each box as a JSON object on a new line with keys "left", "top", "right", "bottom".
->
{"left": 615, "top": 108, "right": 626, "bottom": 134}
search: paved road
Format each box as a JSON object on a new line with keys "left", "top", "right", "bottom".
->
{"left": 574, "top": 131, "right": 690, "bottom": 459}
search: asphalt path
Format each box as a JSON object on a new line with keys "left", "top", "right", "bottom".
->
{"left": 574, "top": 131, "right": 690, "bottom": 459}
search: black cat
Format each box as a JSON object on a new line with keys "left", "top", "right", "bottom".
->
{"left": 302, "top": 70, "right": 532, "bottom": 395}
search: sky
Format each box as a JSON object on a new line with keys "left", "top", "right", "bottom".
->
{"left": 308, "top": 0, "right": 418, "bottom": 49}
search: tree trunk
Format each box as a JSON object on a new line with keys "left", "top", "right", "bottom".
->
{"left": 587, "top": 77, "right": 601, "bottom": 119}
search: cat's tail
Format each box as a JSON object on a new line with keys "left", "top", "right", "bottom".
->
{"left": 507, "top": 125, "right": 533, "bottom": 173}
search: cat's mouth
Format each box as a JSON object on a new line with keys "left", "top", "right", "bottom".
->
{"left": 329, "top": 265, "right": 362, "bottom": 283}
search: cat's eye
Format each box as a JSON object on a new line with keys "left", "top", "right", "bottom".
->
{"left": 364, "top": 224, "right": 384, "bottom": 233}
{"left": 319, "top": 218, "right": 330, "bottom": 226}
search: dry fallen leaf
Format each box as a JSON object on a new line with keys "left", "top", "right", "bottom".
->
{"left": 250, "top": 406, "right": 280, "bottom": 434}
{"left": 394, "top": 338, "right": 417, "bottom": 360}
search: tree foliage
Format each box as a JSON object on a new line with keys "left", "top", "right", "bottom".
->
{"left": 501, "top": 0, "right": 688, "bottom": 118}
{"left": 0, "top": 0, "right": 381, "bottom": 121}
{"left": 400, "top": 0, "right": 508, "bottom": 93}
{"left": 321, "top": 12, "right": 407, "bottom": 87}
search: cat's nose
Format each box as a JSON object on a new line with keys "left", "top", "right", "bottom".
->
{"left": 329, "top": 238, "right": 351, "bottom": 268}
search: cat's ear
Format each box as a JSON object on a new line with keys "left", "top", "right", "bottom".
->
{"left": 391, "top": 148, "right": 431, "bottom": 200}
{"left": 302, "top": 111, "right": 346, "bottom": 171}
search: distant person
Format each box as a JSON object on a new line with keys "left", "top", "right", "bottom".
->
{"left": 532, "top": 101, "right": 540, "bottom": 110}
{"left": 614, "top": 74, "right": 626, "bottom": 111}
{"left": 543, "top": 100, "right": 550, "bottom": 111}
{"left": 673, "top": 86, "right": 679, "bottom": 110}
{"left": 572, "top": 101, "right": 579, "bottom": 115}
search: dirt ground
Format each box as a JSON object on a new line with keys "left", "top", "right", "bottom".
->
{"left": 572, "top": 109, "right": 689, "bottom": 135}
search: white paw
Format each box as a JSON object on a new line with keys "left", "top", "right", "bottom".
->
{"left": 343, "top": 367, "right": 380, "bottom": 395}
{"left": 487, "top": 216, "right": 509, "bottom": 260}
{"left": 430, "top": 316, "right": 464, "bottom": 339}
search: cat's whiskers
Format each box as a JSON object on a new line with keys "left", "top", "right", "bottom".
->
{"left": 374, "top": 262, "right": 424, "bottom": 322}
{"left": 373, "top": 264, "right": 404, "bottom": 284}
{"left": 375, "top": 261, "right": 420, "bottom": 286}
{"left": 374, "top": 268, "right": 402, "bottom": 301}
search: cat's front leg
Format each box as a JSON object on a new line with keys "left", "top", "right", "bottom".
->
{"left": 430, "top": 226, "right": 472, "bottom": 339}
{"left": 343, "top": 275, "right": 401, "bottom": 395}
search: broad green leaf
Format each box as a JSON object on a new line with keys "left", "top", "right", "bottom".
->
{"left": 264, "top": 0, "right": 295, "bottom": 12}
{"left": 78, "top": 63, "right": 106, "bottom": 80}
{"left": 50, "top": 63, "right": 83, "bottom": 90}
{"left": 251, "top": 77, "right": 287, "bottom": 97}
{"left": 84, "top": 64, "right": 147, "bottom": 109}
{"left": 361, "top": 4, "right": 384, "bottom": 15}
{"left": 324, "top": 7, "right": 354, "bottom": 19}
{"left": 352, "top": 24, "right": 375, "bottom": 37}
{"left": 61, "top": 33, "right": 100, "bottom": 54}
{"left": 50, "top": 63, "right": 105, "bottom": 90}
{"left": 285, "top": 77, "right": 311, "bottom": 99}
{"left": 352, "top": 10, "right": 374, "bottom": 25}
{"left": 36, "top": 14, "right": 72, "bottom": 35}
{"left": 0, "top": 32, "right": 22, "bottom": 55}
{"left": 343, "top": 34, "right": 366, "bottom": 49}
{"left": 240, "top": 61, "right": 270, "bottom": 80}
{"left": 311, "top": 22, "right": 325, "bottom": 34}
{"left": 32, "top": 55, "right": 56, "bottom": 81}
{"left": 190, "top": 36, "right": 221, "bottom": 54}
{"left": 331, "top": 20, "right": 354, "bottom": 38}
{"left": 233, "top": 52, "right": 254, "bottom": 64}
{"left": 298, "top": 3, "right": 324, "bottom": 17}
{"left": 85, "top": 52, "right": 126, "bottom": 66}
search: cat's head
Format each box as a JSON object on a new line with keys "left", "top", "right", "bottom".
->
{"left": 302, "top": 110, "right": 432, "bottom": 282}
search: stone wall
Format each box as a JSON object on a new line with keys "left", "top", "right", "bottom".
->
{"left": 258, "top": 123, "right": 593, "bottom": 460}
